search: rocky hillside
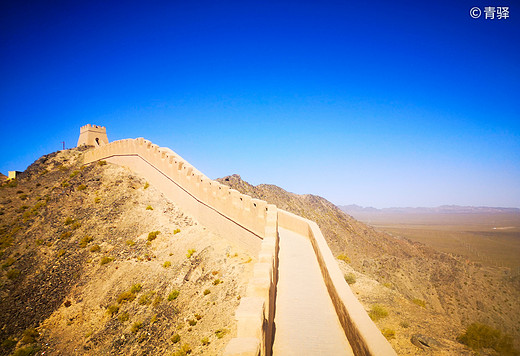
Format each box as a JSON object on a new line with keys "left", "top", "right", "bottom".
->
{"left": 218, "top": 174, "right": 520, "bottom": 355}
{"left": 0, "top": 150, "right": 254, "bottom": 356}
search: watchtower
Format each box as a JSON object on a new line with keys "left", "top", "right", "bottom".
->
{"left": 77, "top": 124, "right": 109, "bottom": 147}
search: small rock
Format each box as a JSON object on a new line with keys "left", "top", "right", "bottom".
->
{"left": 411, "top": 334, "right": 442, "bottom": 350}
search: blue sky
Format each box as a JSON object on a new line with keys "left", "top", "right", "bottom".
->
{"left": 1, "top": 0, "right": 518, "bottom": 208}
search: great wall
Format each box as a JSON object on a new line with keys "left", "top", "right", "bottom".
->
{"left": 79, "top": 124, "right": 396, "bottom": 355}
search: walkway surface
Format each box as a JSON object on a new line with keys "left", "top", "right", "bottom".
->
{"left": 272, "top": 228, "right": 354, "bottom": 355}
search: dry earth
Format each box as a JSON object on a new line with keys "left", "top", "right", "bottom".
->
{"left": 0, "top": 149, "right": 254, "bottom": 356}
{"left": 218, "top": 174, "right": 520, "bottom": 355}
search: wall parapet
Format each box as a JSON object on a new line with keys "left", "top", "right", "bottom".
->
{"left": 83, "top": 136, "right": 395, "bottom": 355}
{"left": 277, "top": 210, "right": 397, "bottom": 356}
{"left": 83, "top": 138, "right": 270, "bottom": 252}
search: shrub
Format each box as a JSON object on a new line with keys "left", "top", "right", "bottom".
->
{"left": 76, "top": 184, "right": 87, "bottom": 191}
{"left": 71, "top": 221, "right": 81, "bottom": 230}
{"left": 90, "top": 244, "right": 100, "bottom": 252}
{"left": 118, "top": 312, "right": 129, "bottom": 322}
{"left": 13, "top": 345, "right": 39, "bottom": 356}
{"left": 21, "top": 328, "right": 39, "bottom": 344}
{"left": 174, "top": 228, "right": 181, "bottom": 234}
{"left": 153, "top": 295, "right": 163, "bottom": 307}
{"left": 146, "top": 205, "right": 153, "bottom": 210}
{"left": 194, "top": 314, "right": 202, "bottom": 320}
{"left": 19, "top": 194, "right": 28, "bottom": 200}
{"left": 131, "top": 284, "right": 142, "bottom": 293}
{"left": 213, "top": 279, "right": 222, "bottom": 286}
{"left": 457, "top": 322, "right": 518, "bottom": 354}
{"left": 215, "top": 329, "right": 228, "bottom": 339}
{"left": 173, "top": 344, "right": 192, "bottom": 356}
{"left": 412, "top": 298, "right": 426, "bottom": 308}
{"left": 94, "top": 197, "right": 101, "bottom": 203}
{"left": 70, "top": 171, "right": 79, "bottom": 178}
{"left": 337, "top": 254, "right": 351, "bottom": 263}
{"left": 126, "top": 240, "right": 135, "bottom": 246}
{"left": 382, "top": 328, "right": 395, "bottom": 339}
{"left": 186, "top": 249, "right": 196, "bottom": 258}
{"left": 148, "top": 231, "right": 160, "bottom": 241}
{"left": 98, "top": 160, "right": 107, "bottom": 166}
{"left": 60, "top": 231, "right": 72, "bottom": 239}
{"left": 188, "top": 319, "right": 197, "bottom": 326}
{"left": 203, "top": 289, "right": 211, "bottom": 296}
{"left": 131, "top": 321, "right": 143, "bottom": 333}
{"left": 100, "top": 256, "right": 114, "bottom": 265}
{"left": 61, "top": 181, "right": 69, "bottom": 188}
{"left": 144, "top": 182, "right": 149, "bottom": 189}
{"left": 168, "top": 290, "right": 180, "bottom": 301}
{"left": 57, "top": 249, "right": 66, "bottom": 257}
{"left": 171, "top": 334, "right": 181, "bottom": 343}
{"left": 369, "top": 304, "right": 388, "bottom": 321}
{"left": 344, "top": 273, "right": 356, "bottom": 284}
{"left": 163, "top": 261, "right": 171, "bottom": 268}
{"left": 201, "top": 337, "right": 210, "bottom": 346}
{"left": 107, "top": 305, "right": 119, "bottom": 316}
{"left": 79, "top": 235, "right": 93, "bottom": 247}
{"left": 7, "top": 269, "right": 20, "bottom": 279}
{"left": 2, "top": 257, "right": 16, "bottom": 269}
{"left": 400, "top": 321, "right": 410, "bottom": 328}
{"left": 138, "top": 291, "right": 155, "bottom": 305}
{"left": 64, "top": 217, "right": 74, "bottom": 225}
{"left": 117, "top": 291, "right": 136, "bottom": 304}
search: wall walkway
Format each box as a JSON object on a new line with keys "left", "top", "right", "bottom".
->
{"left": 82, "top": 138, "right": 396, "bottom": 356}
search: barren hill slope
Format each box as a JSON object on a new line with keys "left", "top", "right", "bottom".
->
{"left": 218, "top": 174, "right": 520, "bottom": 355}
{"left": 0, "top": 150, "right": 254, "bottom": 356}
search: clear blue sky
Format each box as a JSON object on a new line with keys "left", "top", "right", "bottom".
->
{"left": 1, "top": 0, "right": 518, "bottom": 208}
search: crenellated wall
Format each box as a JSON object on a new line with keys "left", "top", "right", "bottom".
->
{"left": 83, "top": 137, "right": 396, "bottom": 356}
{"left": 83, "top": 138, "right": 271, "bottom": 255}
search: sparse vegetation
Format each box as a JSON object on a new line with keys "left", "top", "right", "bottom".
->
{"left": 163, "top": 261, "right": 171, "bottom": 268}
{"left": 64, "top": 217, "right": 74, "bottom": 225}
{"left": 118, "top": 312, "right": 129, "bottom": 322}
{"left": 172, "top": 344, "right": 192, "bottom": 356}
{"left": 79, "top": 235, "right": 93, "bottom": 247}
{"left": 213, "top": 278, "right": 222, "bottom": 285}
{"left": 90, "top": 244, "right": 100, "bottom": 252}
{"left": 107, "top": 304, "right": 119, "bottom": 316}
{"left": 100, "top": 256, "right": 114, "bottom": 265}
{"left": 148, "top": 231, "right": 160, "bottom": 241}
{"left": 201, "top": 337, "right": 210, "bottom": 346}
{"left": 168, "top": 290, "right": 180, "bottom": 301}
{"left": 457, "top": 322, "right": 518, "bottom": 355}
{"left": 57, "top": 249, "right": 66, "bottom": 257}
{"left": 337, "top": 254, "right": 351, "bottom": 263}
{"left": 7, "top": 269, "right": 20, "bottom": 279}
{"left": 174, "top": 228, "right": 181, "bottom": 234}
{"left": 369, "top": 304, "right": 389, "bottom": 321}
{"left": 126, "top": 239, "right": 135, "bottom": 246}
{"left": 98, "top": 160, "right": 107, "bottom": 166}
{"left": 131, "top": 321, "right": 143, "bottom": 333}
{"left": 131, "top": 284, "right": 142, "bottom": 293}
{"left": 146, "top": 205, "right": 153, "bottom": 210}
{"left": 144, "top": 182, "right": 149, "bottom": 189}
{"left": 77, "top": 184, "right": 87, "bottom": 191}
{"left": 171, "top": 334, "right": 181, "bottom": 343}
{"left": 399, "top": 321, "right": 410, "bottom": 328}
{"left": 215, "top": 329, "right": 228, "bottom": 339}
{"left": 188, "top": 319, "right": 197, "bottom": 326}
{"left": 94, "top": 196, "right": 101, "bottom": 203}
{"left": 60, "top": 231, "right": 72, "bottom": 239}
{"left": 382, "top": 328, "right": 395, "bottom": 339}
{"left": 203, "top": 289, "right": 211, "bottom": 296}
{"left": 186, "top": 249, "right": 196, "bottom": 258}
{"left": 21, "top": 328, "right": 39, "bottom": 344}
{"left": 412, "top": 298, "right": 426, "bottom": 308}
{"left": 138, "top": 291, "right": 155, "bottom": 305}
{"left": 344, "top": 273, "right": 356, "bottom": 284}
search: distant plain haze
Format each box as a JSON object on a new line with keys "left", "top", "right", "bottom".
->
{"left": 0, "top": 1, "right": 518, "bottom": 209}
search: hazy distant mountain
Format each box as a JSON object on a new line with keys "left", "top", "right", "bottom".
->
{"left": 339, "top": 204, "right": 520, "bottom": 215}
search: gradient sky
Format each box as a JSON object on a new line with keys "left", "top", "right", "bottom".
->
{"left": 1, "top": 0, "right": 518, "bottom": 208}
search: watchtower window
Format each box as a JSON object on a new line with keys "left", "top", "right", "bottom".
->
{"left": 95, "top": 138, "right": 100, "bottom": 145}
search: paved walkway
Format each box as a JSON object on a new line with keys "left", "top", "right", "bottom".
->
{"left": 272, "top": 228, "right": 354, "bottom": 355}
